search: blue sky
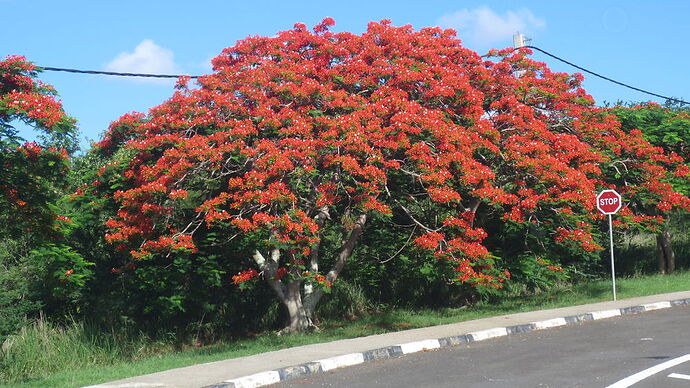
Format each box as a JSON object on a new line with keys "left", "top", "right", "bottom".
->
{"left": 3, "top": 0, "right": 689, "bottom": 150}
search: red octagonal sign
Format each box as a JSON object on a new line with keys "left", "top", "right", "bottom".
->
{"left": 597, "top": 189, "right": 622, "bottom": 215}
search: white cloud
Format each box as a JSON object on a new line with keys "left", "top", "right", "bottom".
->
{"left": 104, "top": 39, "right": 181, "bottom": 83}
{"left": 437, "top": 7, "right": 545, "bottom": 48}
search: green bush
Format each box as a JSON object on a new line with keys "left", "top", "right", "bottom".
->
{"left": 502, "top": 254, "right": 570, "bottom": 294}
{"left": 0, "top": 238, "right": 41, "bottom": 343}
{"left": 316, "top": 280, "right": 375, "bottom": 321}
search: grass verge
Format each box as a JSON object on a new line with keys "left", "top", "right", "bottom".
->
{"left": 2, "top": 271, "right": 690, "bottom": 388}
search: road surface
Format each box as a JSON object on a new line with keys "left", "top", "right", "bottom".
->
{"left": 273, "top": 305, "right": 690, "bottom": 387}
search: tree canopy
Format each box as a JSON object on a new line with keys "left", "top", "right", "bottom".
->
{"left": 611, "top": 102, "right": 690, "bottom": 273}
{"left": 0, "top": 55, "right": 78, "bottom": 239}
{"left": 82, "top": 20, "right": 690, "bottom": 331}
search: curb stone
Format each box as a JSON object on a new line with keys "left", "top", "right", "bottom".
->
{"left": 204, "top": 297, "right": 690, "bottom": 388}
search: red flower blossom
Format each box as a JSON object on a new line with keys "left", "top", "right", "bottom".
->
{"left": 232, "top": 268, "right": 259, "bottom": 284}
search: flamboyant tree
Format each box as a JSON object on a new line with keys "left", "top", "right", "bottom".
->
{"left": 0, "top": 55, "right": 78, "bottom": 238}
{"left": 92, "top": 20, "right": 690, "bottom": 332}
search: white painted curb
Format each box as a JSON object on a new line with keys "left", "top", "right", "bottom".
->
{"left": 223, "top": 371, "right": 280, "bottom": 388}
{"left": 190, "top": 296, "right": 690, "bottom": 388}
{"left": 398, "top": 339, "right": 441, "bottom": 354}
{"left": 469, "top": 327, "right": 508, "bottom": 341}
{"left": 314, "top": 353, "right": 365, "bottom": 371}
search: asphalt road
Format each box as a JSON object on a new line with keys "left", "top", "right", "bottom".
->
{"left": 273, "top": 304, "right": 690, "bottom": 388}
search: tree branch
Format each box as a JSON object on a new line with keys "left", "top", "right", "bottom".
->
{"left": 304, "top": 213, "right": 367, "bottom": 312}
{"left": 304, "top": 206, "right": 330, "bottom": 300}
{"left": 379, "top": 225, "right": 416, "bottom": 264}
{"left": 396, "top": 201, "right": 441, "bottom": 233}
{"left": 253, "top": 249, "right": 287, "bottom": 302}
{"left": 465, "top": 197, "right": 481, "bottom": 228}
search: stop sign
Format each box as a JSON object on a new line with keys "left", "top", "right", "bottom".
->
{"left": 596, "top": 190, "right": 622, "bottom": 214}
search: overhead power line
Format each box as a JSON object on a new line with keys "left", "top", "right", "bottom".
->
{"left": 40, "top": 66, "right": 200, "bottom": 79}
{"left": 523, "top": 45, "right": 690, "bottom": 106}
{"left": 39, "top": 45, "right": 690, "bottom": 106}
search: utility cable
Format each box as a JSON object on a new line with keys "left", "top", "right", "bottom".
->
{"left": 524, "top": 45, "right": 689, "bottom": 106}
{"left": 39, "top": 47, "right": 690, "bottom": 106}
{"left": 40, "top": 66, "right": 200, "bottom": 79}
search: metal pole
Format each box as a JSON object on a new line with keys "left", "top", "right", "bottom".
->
{"left": 513, "top": 33, "right": 526, "bottom": 48}
{"left": 608, "top": 214, "right": 617, "bottom": 301}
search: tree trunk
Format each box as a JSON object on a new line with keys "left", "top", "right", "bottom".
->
{"left": 251, "top": 212, "right": 367, "bottom": 333}
{"left": 656, "top": 235, "right": 665, "bottom": 274}
{"left": 303, "top": 213, "right": 367, "bottom": 317}
{"left": 656, "top": 225, "right": 675, "bottom": 274}
{"left": 281, "top": 280, "right": 317, "bottom": 333}
{"left": 250, "top": 249, "right": 313, "bottom": 333}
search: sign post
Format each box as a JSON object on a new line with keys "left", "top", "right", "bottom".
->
{"left": 596, "top": 189, "right": 622, "bottom": 300}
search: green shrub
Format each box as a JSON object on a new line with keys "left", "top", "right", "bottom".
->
{"left": 0, "top": 238, "right": 41, "bottom": 344}
{"left": 316, "top": 280, "right": 375, "bottom": 321}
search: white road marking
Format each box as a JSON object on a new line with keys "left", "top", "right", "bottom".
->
{"left": 669, "top": 373, "right": 690, "bottom": 380}
{"left": 606, "top": 354, "right": 690, "bottom": 388}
